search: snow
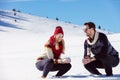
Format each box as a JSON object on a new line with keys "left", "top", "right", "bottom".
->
{"left": 0, "top": 9, "right": 120, "bottom": 80}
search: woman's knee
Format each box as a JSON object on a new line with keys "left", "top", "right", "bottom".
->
{"left": 63, "top": 63, "right": 72, "bottom": 70}
{"left": 35, "top": 62, "right": 43, "bottom": 70}
{"left": 35, "top": 59, "right": 53, "bottom": 70}
{"left": 68, "top": 63, "right": 72, "bottom": 69}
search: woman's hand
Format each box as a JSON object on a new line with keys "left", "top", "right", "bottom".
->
{"left": 54, "top": 57, "right": 71, "bottom": 64}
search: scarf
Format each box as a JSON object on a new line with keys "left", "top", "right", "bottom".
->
{"left": 87, "top": 31, "right": 99, "bottom": 45}
{"left": 86, "top": 31, "right": 99, "bottom": 56}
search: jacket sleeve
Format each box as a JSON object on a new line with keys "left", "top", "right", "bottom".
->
{"left": 84, "top": 40, "right": 87, "bottom": 58}
{"left": 44, "top": 40, "right": 52, "bottom": 48}
{"left": 45, "top": 47, "right": 54, "bottom": 59}
{"left": 36, "top": 52, "right": 48, "bottom": 60}
{"left": 94, "top": 33, "right": 108, "bottom": 59}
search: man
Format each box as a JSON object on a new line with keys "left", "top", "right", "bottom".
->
{"left": 82, "top": 22, "right": 119, "bottom": 76}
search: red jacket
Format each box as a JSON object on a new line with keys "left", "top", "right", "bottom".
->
{"left": 45, "top": 35, "right": 64, "bottom": 59}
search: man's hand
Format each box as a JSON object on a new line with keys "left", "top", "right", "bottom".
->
{"left": 82, "top": 56, "right": 96, "bottom": 65}
{"left": 82, "top": 57, "right": 91, "bottom": 65}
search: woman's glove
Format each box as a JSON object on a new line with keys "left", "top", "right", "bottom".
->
{"left": 54, "top": 57, "right": 71, "bottom": 64}
{"left": 62, "top": 57, "right": 71, "bottom": 63}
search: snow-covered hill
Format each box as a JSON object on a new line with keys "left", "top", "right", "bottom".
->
{"left": 0, "top": 9, "right": 83, "bottom": 36}
{"left": 0, "top": 9, "right": 120, "bottom": 80}
{"left": 0, "top": 9, "right": 112, "bottom": 35}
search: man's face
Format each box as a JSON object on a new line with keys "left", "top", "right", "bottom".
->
{"left": 83, "top": 25, "right": 91, "bottom": 37}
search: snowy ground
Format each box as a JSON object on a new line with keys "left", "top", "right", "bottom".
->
{"left": 0, "top": 9, "right": 120, "bottom": 80}
{"left": 0, "top": 32, "right": 120, "bottom": 80}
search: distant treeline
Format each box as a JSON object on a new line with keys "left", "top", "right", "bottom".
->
{"left": 11, "top": 9, "right": 109, "bottom": 32}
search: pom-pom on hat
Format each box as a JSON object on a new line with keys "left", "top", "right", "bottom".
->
{"left": 54, "top": 26, "right": 64, "bottom": 36}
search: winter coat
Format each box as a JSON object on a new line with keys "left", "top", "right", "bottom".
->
{"left": 37, "top": 35, "right": 65, "bottom": 60}
{"left": 84, "top": 32, "right": 119, "bottom": 60}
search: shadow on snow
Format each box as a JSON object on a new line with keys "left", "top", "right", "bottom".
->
{"left": 0, "top": 20, "right": 23, "bottom": 30}
{"left": 0, "top": 10, "right": 28, "bottom": 21}
{"left": 61, "top": 74, "right": 120, "bottom": 79}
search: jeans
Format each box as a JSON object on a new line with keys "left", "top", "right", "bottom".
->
{"left": 84, "top": 55, "right": 119, "bottom": 76}
{"left": 35, "top": 59, "right": 71, "bottom": 77}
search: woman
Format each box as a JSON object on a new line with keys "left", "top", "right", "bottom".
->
{"left": 35, "top": 26, "right": 71, "bottom": 79}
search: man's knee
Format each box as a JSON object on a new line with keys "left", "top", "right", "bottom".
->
{"left": 84, "top": 63, "right": 91, "bottom": 70}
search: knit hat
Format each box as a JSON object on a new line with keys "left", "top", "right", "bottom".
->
{"left": 54, "top": 26, "right": 64, "bottom": 36}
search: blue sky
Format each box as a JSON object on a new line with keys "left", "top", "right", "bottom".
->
{"left": 0, "top": 0, "right": 120, "bottom": 33}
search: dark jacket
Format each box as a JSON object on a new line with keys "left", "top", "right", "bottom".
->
{"left": 84, "top": 32, "right": 119, "bottom": 60}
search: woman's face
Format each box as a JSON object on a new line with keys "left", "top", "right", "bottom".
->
{"left": 55, "top": 33, "right": 63, "bottom": 42}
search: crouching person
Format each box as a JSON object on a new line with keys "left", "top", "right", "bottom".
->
{"left": 35, "top": 26, "right": 71, "bottom": 79}
{"left": 82, "top": 22, "right": 119, "bottom": 76}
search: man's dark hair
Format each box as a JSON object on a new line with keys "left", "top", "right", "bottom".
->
{"left": 84, "top": 22, "right": 96, "bottom": 31}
